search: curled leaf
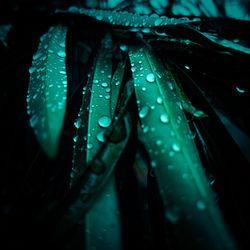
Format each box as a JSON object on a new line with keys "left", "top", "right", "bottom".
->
{"left": 27, "top": 25, "right": 68, "bottom": 158}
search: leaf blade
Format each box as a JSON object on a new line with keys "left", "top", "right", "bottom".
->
{"left": 129, "top": 46, "right": 238, "bottom": 249}
{"left": 27, "top": 26, "right": 68, "bottom": 158}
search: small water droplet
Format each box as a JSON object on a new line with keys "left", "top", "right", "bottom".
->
{"left": 172, "top": 143, "right": 181, "bottom": 152}
{"left": 33, "top": 52, "right": 42, "bottom": 60}
{"left": 154, "top": 18, "right": 162, "bottom": 26}
{"left": 98, "top": 116, "right": 111, "bottom": 128}
{"left": 146, "top": 73, "right": 155, "bottom": 83}
{"left": 105, "top": 94, "right": 110, "bottom": 100}
{"left": 156, "top": 140, "right": 163, "bottom": 146}
{"left": 150, "top": 160, "right": 157, "bottom": 168}
{"left": 87, "top": 143, "right": 93, "bottom": 149}
{"left": 96, "top": 131, "right": 105, "bottom": 142}
{"left": 157, "top": 97, "right": 163, "bottom": 104}
{"left": 119, "top": 44, "right": 128, "bottom": 51}
{"left": 185, "top": 65, "right": 190, "bottom": 70}
{"left": 196, "top": 200, "right": 207, "bottom": 211}
{"left": 29, "top": 66, "right": 36, "bottom": 74}
{"left": 73, "top": 135, "right": 78, "bottom": 142}
{"left": 165, "top": 206, "right": 180, "bottom": 223}
{"left": 57, "top": 50, "right": 66, "bottom": 58}
{"left": 74, "top": 118, "right": 82, "bottom": 128}
{"left": 235, "top": 86, "right": 245, "bottom": 93}
{"left": 169, "top": 151, "right": 175, "bottom": 157}
{"left": 168, "top": 82, "right": 174, "bottom": 90}
{"left": 160, "top": 113, "right": 169, "bottom": 123}
{"left": 101, "top": 82, "right": 108, "bottom": 88}
{"left": 131, "top": 66, "right": 136, "bottom": 72}
{"left": 142, "top": 87, "right": 146, "bottom": 91}
{"left": 139, "top": 106, "right": 149, "bottom": 119}
{"left": 115, "top": 81, "right": 120, "bottom": 86}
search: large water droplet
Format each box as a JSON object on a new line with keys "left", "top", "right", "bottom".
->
{"left": 196, "top": 200, "right": 207, "bottom": 211}
{"left": 98, "top": 116, "right": 111, "bottom": 128}
{"left": 160, "top": 113, "right": 169, "bottom": 123}
{"left": 139, "top": 106, "right": 149, "bottom": 119}
{"left": 146, "top": 73, "right": 155, "bottom": 83}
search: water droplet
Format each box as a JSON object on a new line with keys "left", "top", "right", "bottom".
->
{"left": 74, "top": 118, "right": 82, "bottom": 128}
{"left": 115, "top": 81, "right": 120, "bottom": 86}
{"left": 73, "top": 135, "right": 78, "bottom": 142}
{"left": 142, "top": 87, "right": 146, "bottom": 91}
{"left": 168, "top": 82, "right": 174, "bottom": 90}
{"left": 57, "top": 50, "right": 66, "bottom": 58}
{"left": 131, "top": 66, "right": 136, "bottom": 72}
{"left": 154, "top": 18, "right": 162, "bottom": 26}
{"left": 196, "top": 200, "right": 207, "bottom": 211}
{"left": 172, "top": 143, "right": 181, "bottom": 152}
{"left": 29, "top": 66, "right": 36, "bottom": 74}
{"left": 98, "top": 116, "right": 111, "bottom": 128}
{"left": 87, "top": 143, "right": 93, "bottom": 149}
{"left": 151, "top": 160, "right": 157, "bottom": 168}
{"left": 235, "top": 86, "right": 245, "bottom": 93}
{"left": 119, "top": 44, "right": 128, "bottom": 51}
{"left": 96, "top": 131, "right": 105, "bottom": 142}
{"left": 169, "top": 151, "right": 175, "bottom": 157}
{"left": 194, "top": 110, "right": 206, "bottom": 117}
{"left": 105, "top": 94, "right": 110, "bottom": 100}
{"left": 185, "top": 65, "right": 190, "bottom": 70}
{"left": 165, "top": 206, "right": 180, "bottom": 223}
{"left": 160, "top": 113, "right": 169, "bottom": 123}
{"left": 156, "top": 140, "right": 163, "bottom": 146}
{"left": 139, "top": 106, "right": 149, "bottom": 119}
{"left": 101, "top": 82, "right": 108, "bottom": 88}
{"left": 146, "top": 73, "right": 155, "bottom": 83}
{"left": 157, "top": 97, "right": 163, "bottom": 104}
{"left": 33, "top": 52, "right": 42, "bottom": 60}
{"left": 59, "top": 70, "right": 66, "bottom": 75}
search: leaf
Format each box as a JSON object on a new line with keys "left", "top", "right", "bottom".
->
{"left": 56, "top": 7, "right": 200, "bottom": 27}
{"left": 128, "top": 46, "right": 238, "bottom": 249}
{"left": 70, "top": 35, "right": 128, "bottom": 250}
{"left": 27, "top": 25, "right": 68, "bottom": 158}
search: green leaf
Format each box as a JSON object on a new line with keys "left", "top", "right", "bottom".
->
{"left": 56, "top": 7, "right": 200, "bottom": 27}
{"left": 128, "top": 46, "right": 238, "bottom": 249}
{"left": 27, "top": 25, "right": 68, "bottom": 158}
{"left": 70, "top": 35, "right": 129, "bottom": 250}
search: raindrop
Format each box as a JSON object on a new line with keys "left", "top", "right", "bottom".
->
{"left": 146, "top": 73, "right": 155, "bottom": 83}
{"left": 105, "top": 94, "right": 110, "bottom": 100}
{"left": 57, "top": 50, "right": 66, "bottom": 58}
{"left": 139, "top": 106, "right": 149, "bottom": 119}
{"left": 172, "top": 142, "right": 181, "bottom": 152}
{"left": 154, "top": 18, "right": 162, "bottom": 26}
{"left": 101, "top": 82, "right": 108, "bottom": 88}
{"left": 156, "top": 140, "right": 162, "bottom": 146}
{"left": 168, "top": 82, "right": 174, "bottom": 90}
{"left": 157, "top": 97, "right": 163, "bottom": 104}
{"left": 87, "top": 143, "right": 93, "bottom": 149}
{"left": 142, "top": 87, "right": 146, "bottom": 91}
{"left": 119, "top": 44, "right": 128, "bottom": 51}
{"left": 73, "top": 135, "right": 78, "bottom": 142}
{"left": 115, "top": 81, "right": 120, "bottom": 86}
{"left": 160, "top": 113, "right": 169, "bottom": 123}
{"left": 196, "top": 200, "right": 207, "bottom": 211}
{"left": 29, "top": 66, "right": 36, "bottom": 74}
{"left": 96, "top": 131, "right": 105, "bottom": 142}
{"left": 235, "top": 86, "right": 245, "bottom": 93}
{"left": 151, "top": 160, "right": 157, "bottom": 168}
{"left": 33, "top": 52, "right": 42, "bottom": 60}
{"left": 165, "top": 206, "right": 180, "bottom": 223}
{"left": 98, "top": 116, "right": 112, "bottom": 128}
{"left": 74, "top": 118, "right": 82, "bottom": 128}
